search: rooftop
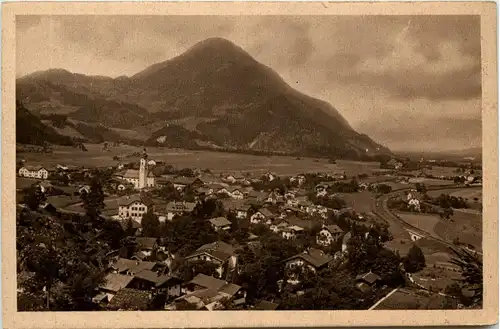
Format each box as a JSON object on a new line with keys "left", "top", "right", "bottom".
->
{"left": 209, "top": 217, "right": 232, "bottom": 227}
{"left": 106, "top": 288, "right": 151, "bottom": 311}
{"left": 189, "top": 273, "right": 228, "bottom": 291}
{"left": 100, "top": 273, "right": 134, "bottom": 293}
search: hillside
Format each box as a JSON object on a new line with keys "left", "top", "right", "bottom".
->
{"left": 16, "top": 101, "right": 76, "bottom": 146}
{"left": 16, "top": 38, "right": 391, "bottom": 158}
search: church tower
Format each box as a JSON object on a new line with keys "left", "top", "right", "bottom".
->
{"left": 139, "top": 150, "right": 147, "bottom": 189}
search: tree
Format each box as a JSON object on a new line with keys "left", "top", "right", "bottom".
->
{"left": 80, "top": 176, "right": 105, "bottom": 220}
{"left": 141, "top": 211, "right": 161, "bottom": 238}
{"left": 403, "top": 244, "right": 426, "bottom": 273}
{"left": 449, "top": 248, "right": 483, "bottom": 308}
{"left": 23, "top": 185, "right": 46, "bottom": 210}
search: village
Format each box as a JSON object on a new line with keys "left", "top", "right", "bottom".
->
{"left": 16, "top": 148, "right": 483, "bottom": 311}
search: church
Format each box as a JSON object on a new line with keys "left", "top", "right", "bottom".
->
{"left": 114, "top": 150, "right": 155, "bottom": 189}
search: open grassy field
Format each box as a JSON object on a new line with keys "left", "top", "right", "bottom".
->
{"left": 395, "top": 212, "right": 441, "bottom": 239}
{"left": 434, "top": 211, "right": 482, "bottom": 251}
{"left": 17, "top": 144, "right": 382, "bottom": 176}
{"left": 408, "top": 177, "right": 455, "bottom": 186}
{"left": 337, "top": 191, "right": 376, "bottom": 214}
{"left": 374, "top": 287, "right": 456, "bottom": 310}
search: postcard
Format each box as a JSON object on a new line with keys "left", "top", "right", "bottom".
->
{"left": 2, "top": 1, "right": 498, "bottom": 328}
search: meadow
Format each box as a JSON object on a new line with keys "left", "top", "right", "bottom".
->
{"left": 17, "top": 143, "right": 382, "bottom": 176}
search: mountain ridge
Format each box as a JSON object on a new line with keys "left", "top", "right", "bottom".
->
{"left": 16, "top": 37, "right": 392, "bottom": 159}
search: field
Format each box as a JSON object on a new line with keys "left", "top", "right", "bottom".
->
{"left": 374, "top": 287, "right": 456, "bottom": 310}
{"left": 337, "top": 191, "right": 376, "bottom": 214}
{"left": 408, "top": 177, "right": 455, "bottom": 186}
{"left": 434, "top": 211, "right": 482, "bottom": 251}
{"left": 395, "top": 212, "right": 441, "bottom": 239}
{"left": 17, "top": 144, "right": 382, "bottom": 176}
{"left": 426, "top": 187, "right": 482, "bottom": 212}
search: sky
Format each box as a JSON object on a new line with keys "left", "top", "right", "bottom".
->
{"left": 16, "top": 15, "right": 481, "bottom": 152}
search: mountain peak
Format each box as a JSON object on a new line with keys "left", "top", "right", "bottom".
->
{"left": 184, "top": 37, "right": 255, "bottom": 62}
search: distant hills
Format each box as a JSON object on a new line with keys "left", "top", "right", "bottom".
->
{"left": 16, "top": 37, "right": 391, "bottom": 159}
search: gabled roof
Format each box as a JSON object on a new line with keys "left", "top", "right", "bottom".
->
{"left": 121, "top": 169, "right": 140, "bottom": 179}
{"left": 117, "top": 194, "right": 154, "bottom": 207}
{"left": 209, "top": 217, "right": 232, "bottom": 227}
{"left": 218, "top": 283, "right": 241, "bottom": 298}
{"left": 258, "top": 208, "right": 275, "bottom": 218}
{"left": 187, "top": 241, "right": 235, "bottom": 262}
{"left": 113, "top": 258, "right": 139, "bottom": 273}
{"left": 189, "top": 273, "right": 227, "bottom": 291}
{"left": 22, "top": 165, "right": 47, "bottom": 172}
{"left": 286, "top": 248, "right": 334, "bottom": 268}
{"left": 135, "top": 237, "right": 158, "bottom": 250}
{"left": 323, "top": 224, "right": 343, "bottom": 234}
{"left": 356, "top": 271, "right": 382, "bottom": 285}
{"left": 106, "top": 288, "right": 151, "bottom": 311}
{"left": 165, "top": 201, "right": 196, "bottom": 213}
{"left": 133, "top": 270, "right": 181, "bottom": 287}
{"left": 100, "top": 273, "right": 134, "bottom": 292}
{"left": 129, "top": 261, "right": 156, "bottom": 275}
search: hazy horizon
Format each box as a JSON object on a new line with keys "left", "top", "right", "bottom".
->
{"left": 16, "top": 15, "right": 482, "bottom": 153}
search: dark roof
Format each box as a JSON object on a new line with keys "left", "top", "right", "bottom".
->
{"left": 22, "top": 165, "right": 47, "bottom": 171}
{"left": 286, "top": 216, "right": 315, "bottom": 230}
{"left": 172, "top": 176, "right": 201, "bottom": 185}
{"left": 165, "top": 201, "right": 196, "bottom": 212}
{"left": 255, "top": 300, "right": 279, "bottom": 310}
{"left": 135, "top": 237, "right": 157, "bottom": 250}
{"left": 356, "top": 282, "right": 372, "bottom": 294}
{"left": 218, "top": 283, "right": 241, "bottom": 297}
{"left": 286, "top": 248, "right": 334, "bottom": 268}
{"left": 133, "top": 270, "right": 181, "bottom": 287}
{"left": 106, "top": 288, "right": 151, "bottom": 311}
{"left": 189, "top": 274, "right": 227, "bottom": 291}
{"left": 117, "top": 194, "right": 154, "bottom": 207}
{"left": 188, "top": 241, "right": 235, "bottom": 262}
{"left": 129, "top": 261, "right": 156, "bottom": 275}
{"left": 113, "top": 258, "right": 139, "bottom": 273}
{"left": 100, "top": 273, "right": 134, "bottom": 292}
{"left": 258, "top": 208, "right": 275, "bottom": 218}
{"left": 324, "top": 224, "right": 343, "bottom": 234}
{"left": 121, "top": 169, "right": 140, "bottom": 179}
{"left": 356, "top": 271, "right": 382, "bottom": 285}
{"left": 209, "top": 217, "right": 232, "bottom": 227}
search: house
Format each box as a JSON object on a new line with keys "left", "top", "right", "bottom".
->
{"left": 316, "top": 224, "right": 344, "bottom": 246}
{"left": 162, "top": 201, "right": 196, "bottom": 221}
{"left": 172, "top": 274, "right": 243, "bottom": 310}
{"left": 221, "top": 173, "right": 245, "bottom": 184}
{"left": 147, "top": 159, "right": 157, "bottom": 166}
{"left": 105, "top": 288, "right": 152, "bottom": 311}
{"left": 78, "top": 185, "right": 91, "bottom": 195}
{"left": 285, "top": 249, "right": 334, "bottom": 282}
{"left": 408, "top": 198, "right": 421, "bottom": 212}
{"left": 128, "top": 270, "right": 182, "bottom": 299}
{"left": 171, "top": 177, "right": 204, "bottom": 190}
{"left": 235, "top": 204, "right": 251, "bottom": 219}
{"left": 98, "top": 273, "right": 135, "bottom": 303}
{"left": 134, "top": 237, "right": 159, "bottom": 256}
{"left": 281, "top": 225, "right": 304, "bottom": 240}
{"left": 355, "top": 271, "right": 382, "bottom": 293}
{"left": 227, "top": 187, "right": 245, "bottom": 199}
{"left": 250, "top": 208, "right": 276, "bottom": 225}
{"left": 289, "top": 174, "right": 306, "bottom": 186}
{"left": 263, "top": 172, "right": 277, "bottom": 181}
{"left": 184, "top": 241, "right": 237, "bottom": 279}
{"left": 117, "top": 194, "right": 154, "bottom": 223}
{"left": 386, "top": 159, "right": 403, "bottom": 170}
{"left": 209, "top": 217, "right": 232, "bottom": 231}
{"left": 265, "top": 191, "right": 284, "bottom": 204}
{"left": 18, "top": 166, "right": 49, "bottom": 180}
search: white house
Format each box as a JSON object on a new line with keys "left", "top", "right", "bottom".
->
{"left": 185, "top": 242, "right": 237, "bottom": 279}
{"left": 18, "top": 166, "right": 49, "bottom": 180}
{"left": 117, "top": 194, "right": 154, "bottom": 223}
{"left": 209, "top": 217, "right": 232, "bottom": 232}
{"left": 316, "top": 224, "right": 344, "bottom": 246}
{"left": 250, "top": 208, "right": 275, "bottom": 225}
{"left": 114, "top": 155, "right": 155, "bottom": 190}
{"left": 408, "top": 198, "right": 421, "bottom": 212}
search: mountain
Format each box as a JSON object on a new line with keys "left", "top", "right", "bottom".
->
{"left": 16, "top": 101, "right": 75, "bottom": 146}
{"left": 16, "top": 37, "right": 391, "bottom": 158}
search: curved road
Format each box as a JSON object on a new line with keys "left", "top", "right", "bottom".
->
{"left": 371, "top": 184, "right": 483, "bottom": 256}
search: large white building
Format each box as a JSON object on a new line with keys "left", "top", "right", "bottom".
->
{"left": 18, "top": 166, "right": 49, "bottom": 180}
{"left": 117, "top": 194, "right": 154, "bottom": 223}
{"left": 115, "top": 155, "right": 155, "bottom": 190}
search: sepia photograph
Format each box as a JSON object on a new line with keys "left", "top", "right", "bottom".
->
{"left": 2, "top": 1, "right": 498, "bottom": 328}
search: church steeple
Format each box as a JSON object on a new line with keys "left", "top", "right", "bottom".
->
{"left": 139, "top": 149, "right": 148, "bottom": 189}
